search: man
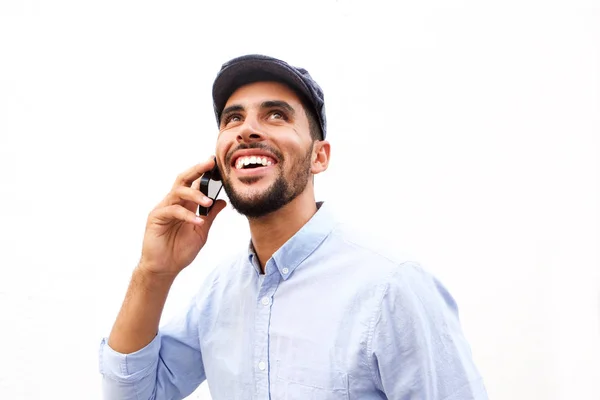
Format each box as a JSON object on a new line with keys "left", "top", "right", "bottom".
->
{"left": 99, "top": 54, "right": 488, "bottom": 399}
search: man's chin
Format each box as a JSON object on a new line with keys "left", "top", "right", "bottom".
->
{"left": 229, "top": 199, "right": 280, "bottom": 218}
{"left": 223, "top": 174, "right": 292, "bottom": 218}
{"left": 226, "top": 189, "right": 289, "bottom": 218}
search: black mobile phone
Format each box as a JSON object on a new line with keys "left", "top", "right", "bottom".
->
{"left": 198, "top": 159, "right": 223, "bottom": 216}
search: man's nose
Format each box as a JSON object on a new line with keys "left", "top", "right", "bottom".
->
{"left": 236, "top": 116, "right": 265, "bottom": 143}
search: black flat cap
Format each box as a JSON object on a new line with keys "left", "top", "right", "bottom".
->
{"left": 212, "top": 54, "right": 327, "bottom": 139}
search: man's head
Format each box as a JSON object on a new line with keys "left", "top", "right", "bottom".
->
{"left": 211, "top": 55, "right": 330, "bottom": 218}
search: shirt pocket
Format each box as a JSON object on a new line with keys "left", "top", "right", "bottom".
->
{"left": 272, "top": 361, "right": 349, "bottom": 400}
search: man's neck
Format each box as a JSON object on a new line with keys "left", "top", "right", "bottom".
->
{"left": 248, "top": 192, "right": 318, "bottom": 273}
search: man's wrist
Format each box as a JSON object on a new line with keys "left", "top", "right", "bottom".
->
{"left": 134, "top": 263, "right": 178, "bottom": 290}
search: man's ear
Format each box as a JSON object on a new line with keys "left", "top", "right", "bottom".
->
{"left": 311, "top": 140, "right": 330, "bottom": 175}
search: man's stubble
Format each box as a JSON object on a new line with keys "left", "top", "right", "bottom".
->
{"left": 222, "top": 142, "right": 314, "bottom": 219}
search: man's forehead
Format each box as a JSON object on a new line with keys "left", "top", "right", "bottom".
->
{"left": 224, "top": 81, "right": 302, "bottom": 108}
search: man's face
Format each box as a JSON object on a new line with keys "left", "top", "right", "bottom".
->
{"left": 215, "top": 81, "right": 316, "bottom": 218}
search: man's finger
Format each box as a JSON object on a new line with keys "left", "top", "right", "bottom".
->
{"left": 191, "top": 177, "right": 201, "bottom": 191}
{"left": 153, "top": 204, "right": 205, "bottom": 226}
{"left": 165, "top": 186, "right": 213, "bottom": 208}
{"left": 172, "top": 157, "right": 215, "bottom": 189}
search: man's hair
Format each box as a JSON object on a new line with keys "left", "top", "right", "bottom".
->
{"left": 300, "top": 99, "right": 323, "bottom": 142}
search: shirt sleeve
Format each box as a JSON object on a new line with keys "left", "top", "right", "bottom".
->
{"left": 99, "top": 292, "right": 206, "bottom": 400}
{"left": 368, "top": 262, "right": 488, "bottom": 400}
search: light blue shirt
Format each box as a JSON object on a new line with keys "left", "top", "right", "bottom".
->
{"left": 99, "top": 202, "right": 487, "bottom": 399}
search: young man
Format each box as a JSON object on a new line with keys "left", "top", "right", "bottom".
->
{"left": 99, "top": 54, "right": 488, "bottom": 399}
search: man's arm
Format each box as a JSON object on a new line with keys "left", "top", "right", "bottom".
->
{"left": 108, "top": 266, "right": 175, "bottom": 354}
{"left": 100, "top": 158, "right": 227, "bottom": 400}
{"left": 100, "top": 273, "right": 211, "bottom": 400}
{"left": 368, "top": 262, "right": 488, "bottom": 400}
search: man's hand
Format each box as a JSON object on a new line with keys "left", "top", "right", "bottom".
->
{"left": 107, "top": 157, "right": 227, "bottom": 355}
{"left": 138, "top": 156, "right": 227, "bottom": 277}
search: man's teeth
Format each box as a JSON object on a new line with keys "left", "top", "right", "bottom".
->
{"left": 235, "top": 156, "right": 274, "bottom": 169}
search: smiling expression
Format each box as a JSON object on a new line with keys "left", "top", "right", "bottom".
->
{"left": 215, "top": 81, "right": 318, "bottom": 218}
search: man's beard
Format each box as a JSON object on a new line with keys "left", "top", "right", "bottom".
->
{"left": 221, "top": 143, "right": 313, "bottom": 219}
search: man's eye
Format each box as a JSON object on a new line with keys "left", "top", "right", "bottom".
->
{"left": 225, "top": 115, "right": 242, "bottom": 125}
{"left": 269, "top": 111, "right": 285, "bottom": 120}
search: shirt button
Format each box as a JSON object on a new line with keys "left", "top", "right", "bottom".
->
{"left": 261, "top": 296, "right": 270, "bottom": 306}
{"left": 258, "top": 361, "right": 266, "bottom": 370}
{"left": 282, "top": 267, "right": 289, "bottom": 274}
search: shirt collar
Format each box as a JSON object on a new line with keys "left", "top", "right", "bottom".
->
{"left": 247, "top": 201, "right": 336, "bottom": 280}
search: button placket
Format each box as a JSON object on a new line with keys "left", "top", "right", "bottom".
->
{"left": 253, "top": 261, "right": 280, "bottom": 398}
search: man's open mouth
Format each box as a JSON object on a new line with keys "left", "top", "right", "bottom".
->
{"left": 233, "top": 155, "right": 277, "bottom": 170}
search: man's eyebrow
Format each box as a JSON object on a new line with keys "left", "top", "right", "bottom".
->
{"left": 221, "top": 104, "right": 244, "bottom": 117}
{"left": 220, "top": 104, "right": 244, "bottom": 125}
{"left": 261, "top": 100, "right": 295, "bottom": 116}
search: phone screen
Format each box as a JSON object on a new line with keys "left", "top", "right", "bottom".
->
{"left": 205, "top": 176, "right": 223, "bottom": 200}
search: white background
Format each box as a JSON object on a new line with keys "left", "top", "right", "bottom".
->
{"left": 1, "top": 1, "right": 598, "bottom": 399}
